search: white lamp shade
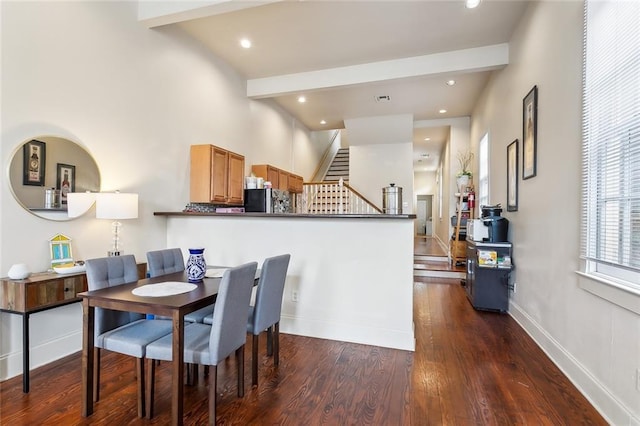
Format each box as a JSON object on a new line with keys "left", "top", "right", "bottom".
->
{"left": 96, "top": 193, "right": 138, "bottom": 219}
{"left": 67, "top": 192, "right": 97, "bottom": 218}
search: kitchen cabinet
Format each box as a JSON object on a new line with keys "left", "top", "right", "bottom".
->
{"left": 289, "top": 173, "right": 303, "bottom": 193}
{"left": 251, "top": 164, "right": 280, "bottom": 188}
{"left": 251, "top": 164, "right": 304, "bottom": 193}
{"left": 191, "top": 144, "right": 245, "bottom": 205}
{"left": 278, "top": 170, "right": 289, "bottom": 191}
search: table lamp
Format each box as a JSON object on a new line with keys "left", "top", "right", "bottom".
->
{"left": 96, "top": 192, "right": 138, "bottom": 256}
{"left": 67, "top": 192, "right": 97, "bottom": 218}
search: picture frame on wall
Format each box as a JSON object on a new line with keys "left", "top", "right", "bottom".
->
{"left": 56, "top": 163, "right": 76, "bottom": 205}
{"left": 507, "top": 139, "right": 518, "bottom": 212}
{"left": 523, "top": 85, "right": 538, "bottom": 179}
{"left": 22, "top": 139, "right": 46, "bottom": 186}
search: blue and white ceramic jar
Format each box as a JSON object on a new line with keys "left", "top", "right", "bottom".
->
{"left": 186, "top": 248, "right": 206, "bottom": 282}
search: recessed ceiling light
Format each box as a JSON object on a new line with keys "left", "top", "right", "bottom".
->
{"left": 439, "top": 109, "right": 447, "bottom": 114}
{"left": 465, "top": 0, "right": 481, "bottom": 9}
{"left": 298, "top": 96, "right": 306, "bottom": 103}
{"left": 446, "top": 79, "right": 456, "bottom": 86}
{"left": 320, "top": 120, "right": 327, "bottom": 125}
{"left": 424, "top": 137, "right": 431, "bottom": 141}
{"left": 240, "top": 38, "right": 252, "bottom": 49}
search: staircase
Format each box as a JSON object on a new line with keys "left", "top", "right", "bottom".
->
{"left": 324, "top": 148, "right": 349, "bottom": 181}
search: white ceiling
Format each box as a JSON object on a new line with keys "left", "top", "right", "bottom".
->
{"left": 140, "top": 0, "right": 530, "bottom": 172}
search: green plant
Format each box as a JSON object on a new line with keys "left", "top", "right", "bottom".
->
{"left": 456, "top": 150, "right": 474, "bottom": 178}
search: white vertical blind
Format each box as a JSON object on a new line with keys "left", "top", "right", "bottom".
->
{"left": 581, "top": 1, "right": 640, "bottom": 278}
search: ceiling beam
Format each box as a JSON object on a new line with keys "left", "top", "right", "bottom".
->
{"left": 247, "top": 43, "right": 509, "bottom": 99}
{"left": 138, "top": 0, "right": 281, "bottom": 28}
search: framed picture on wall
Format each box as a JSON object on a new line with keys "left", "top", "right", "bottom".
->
{"left": 523, "top": 85, "right": 538, "bottom": 179}
{"left": 507, "top": 139, "right": 518, "bottom": 212}
{"left": 22, "top": 139, "right": 46, "bottom": 186}
{"left": 56, "top": 163, "right": 76, "bottom": 205}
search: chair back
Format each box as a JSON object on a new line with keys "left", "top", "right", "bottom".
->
{"left": 86, "top": 255, "right": 143, "bottom": 336}
{"left": 251, "top": 254, "right": 290, "bottom": 334}
{"left": 208, "top": 261, "right": 258, "bottom": 364}
{"left": 146, "top": 248, "right": 185, "bottom": 278}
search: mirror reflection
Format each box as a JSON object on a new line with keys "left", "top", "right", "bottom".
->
{"left": 8, "top": 136, "right": 100, "bottom": 221}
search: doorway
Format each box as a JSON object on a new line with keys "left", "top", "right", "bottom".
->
{"left": 416, "top": 195, "right": 433, "bottom": 236}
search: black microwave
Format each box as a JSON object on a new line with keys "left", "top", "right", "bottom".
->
{"left": 244, "top": 189, "right": 272, "bottom": 213}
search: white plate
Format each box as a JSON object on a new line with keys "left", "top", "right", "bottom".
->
{"left": 53, "top": 265, "right": 86, "bottom": 274}
{"left": 205, "top": 268, "right": 228, "bottom": 278}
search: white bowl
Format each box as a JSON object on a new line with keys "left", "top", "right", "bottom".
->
{"left": 8, "top": 263, "right": 31, "bottom": 280}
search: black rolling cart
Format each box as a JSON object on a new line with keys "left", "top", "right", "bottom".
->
{"left": 465, "top": 241, "right": 513, "bottom": 313}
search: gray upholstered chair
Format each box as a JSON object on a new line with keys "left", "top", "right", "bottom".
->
{"left": 146, "top": 248, "right": 185, "bottom": 277}
{"left": 145, "top": 261, "right": 258, "bottom": 422}
{"left": 86, "top": 255, "right": 172, "bottom": 418}
{"left": 203, "top": 254, "right": 290, "bottom": 386}
{"left": 146, "top": 248, "right": 213, "bottom": 323}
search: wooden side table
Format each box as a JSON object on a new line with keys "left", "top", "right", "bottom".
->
{"left": 0, "top": 262, "right": 146, "bottom": 393}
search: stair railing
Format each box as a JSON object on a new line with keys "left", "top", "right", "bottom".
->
{"left": 297, "top": 180, "right": 382, "bottom": 214}
{"left": 311, "top": 129, "right": 341, "bottom": 182}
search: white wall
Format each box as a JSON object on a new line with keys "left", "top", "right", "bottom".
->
{"left": 0, "top": 1, "right": 317, "bottom": 380}
{"left": 471, "top": 2, "right": 639, "bottom": 423}
{"left": 166, "top": 216, "right": 415, "bottom": 351}
{"left": 349, "top": 143, "right": 414, "bottom": 213}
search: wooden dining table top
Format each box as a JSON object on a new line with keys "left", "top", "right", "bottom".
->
{"left": 78, "top": 271, "right": 224, "bottom": 316}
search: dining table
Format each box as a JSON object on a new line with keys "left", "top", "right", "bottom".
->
{"left": 79, "top": 268, "right": 255, "bottom": 426}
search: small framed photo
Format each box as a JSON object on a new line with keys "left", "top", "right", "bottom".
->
{"left": 56, "top": 163, "right": 76, "bottom": 205}
{"left": 507, "top": 139, "right": 518, "bottom": 212}
{"left": 523, "top": 85, "right": 538, "bottom": 179}
{"left": 23, "top": 139, "right": 46, "bottom": 186}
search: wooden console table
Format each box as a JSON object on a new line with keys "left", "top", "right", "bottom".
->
{"left": 0, "top": 263, "right": 146, "bottom": 393}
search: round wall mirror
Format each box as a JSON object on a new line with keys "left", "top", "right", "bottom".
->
{"left": 8, "top": 136, "right": 101, "bottom": 221}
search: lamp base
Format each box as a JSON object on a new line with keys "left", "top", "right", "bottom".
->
{"left": 108, "top": 250, "right": 122, "bottom": 257}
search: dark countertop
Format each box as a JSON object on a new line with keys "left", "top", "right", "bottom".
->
{"left": 154, "top": 211, "right": 416, "bottom": 220}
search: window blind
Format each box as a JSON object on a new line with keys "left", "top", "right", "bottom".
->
{"left": 581, "top": 1, "right": 640, "bottom": 277}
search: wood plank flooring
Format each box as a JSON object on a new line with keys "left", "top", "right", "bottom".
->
{"left": 0, "top": 277, "right": 606, "bottom": 425}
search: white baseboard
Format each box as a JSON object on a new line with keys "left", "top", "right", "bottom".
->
{"left": 280, "top": 314, "right": 415, "bottom": 352}
{"left": 509, "top": 301, "right": 639, "bottom": 425}
{"left": 0, "top": 331, "right": 81, "bottom": 381}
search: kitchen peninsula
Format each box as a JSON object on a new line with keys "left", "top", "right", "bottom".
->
{"left": 155, "top": 211, "right": 416, "bottom": 351}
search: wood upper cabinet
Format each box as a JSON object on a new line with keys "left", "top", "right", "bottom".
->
{"left": 252, "top": 164, "right": 304, "bottom": 194}
{"left": 278, "top": 170, "right": 289, "bottom": 191}
{"left": 251, "top": 165, "right": 279, "bottom": 188}
{"left": 289, "top": 173, "right": 303, "bottom": 193}
{"left": 227, "top": 151, "right": 245, "bottom": 205}
{"left": 191, "top": 144, "right": 245, "bottom": 205}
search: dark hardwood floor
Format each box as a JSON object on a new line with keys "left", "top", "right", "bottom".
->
{"left": 0, "top": 277, "right": 606, "bottom": 425}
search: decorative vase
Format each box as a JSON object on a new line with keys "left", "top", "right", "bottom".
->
{"left": 456, "top": 174, "right": 471, "bottom": 191}
{"left": 8, "top": 263, "right": 31, "bottom": 280}
{"left": 186, "top": 248, "right": 207, "bottom": 282}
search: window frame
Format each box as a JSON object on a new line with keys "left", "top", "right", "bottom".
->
{"left": 579, "top": 0, "right": 640, "bottom": 304}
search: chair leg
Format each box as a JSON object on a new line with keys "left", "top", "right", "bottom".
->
{"left": 186, "top": 363, "right": 193, "bottom": 386}
{"left": 208, "top": 365, "right": 217, "bottom": 426}
{"left": 237, "top": 345, "right": 245, "bottom": 398}
{"left": 136, "top": 358, "right": 145, "bottom": 418}
{"left": 146, "top": 358, "right": 156, "bottom": 420}
{"left": 252, "top": 334, "right": 259, "bottom": 387}
{"left": 266, "top": 326, "right": 273, "bottom": 357}
{"left": 93, "top": 348, "right": 101, "bottom": 402}
{"left": 204, "top": 365, "right": 209, "bottom": 376}
{"left": 274, "top": 322, "right": 280, "bottom": 367}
